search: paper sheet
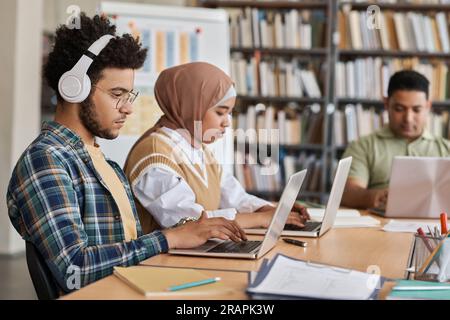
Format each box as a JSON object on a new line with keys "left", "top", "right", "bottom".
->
{"left": 382, "top": 220, "right": 440, "bottom": 233}
{"left": 333, "top": 216, "right": 381, "bottom": 228}
{"left": 308, "top": 209, "right": 380, "bottom": 228}
{"left": 247, "top": 254, "right": 379, "bottom": 300}
{"left": 308, "top": 208, "right": 361, "bottom": 220}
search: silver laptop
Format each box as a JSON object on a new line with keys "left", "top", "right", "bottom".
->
{"left": 370, "top": 156, "right": 450, "bottom": 218}
{"left": 245, "top": 156, "right": 352, "bottom": 238}
{"left": 168, "top": 169, "right": 307, "bottom": 259}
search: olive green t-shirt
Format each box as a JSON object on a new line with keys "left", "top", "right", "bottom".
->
{"left": 342, "top": 126, "right": 450, "bottom": 189}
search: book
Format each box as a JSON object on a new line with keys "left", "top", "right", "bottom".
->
{"left": 387, "top": 279, "right": 450, "bottom": 300}
{"left": 336, "top": 57, "right": 449, "bottom": 101}
{"left": 113, "top": 266, "right": 232, "bottom": 297}
{"left": 339, "top": 10, "right": 450, "bottom": 53}
{"left": 228, "top": 8, "right": 325, "bottom": 49}
{"left": 231, "top": 55, "right": 322, "bottom": 98}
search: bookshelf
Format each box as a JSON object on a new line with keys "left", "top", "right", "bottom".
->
{"left": 200, "top": 0, "right": 450, "bottom": 204}
{"left": 332, "top": 0, "right": 450, "bottom": 171}
{"left": 200, "top": 0, "right": 334, "bottom": 202}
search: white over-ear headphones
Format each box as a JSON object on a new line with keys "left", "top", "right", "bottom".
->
{"left": 58, "top": 34, "right": 114, "bottom": 103}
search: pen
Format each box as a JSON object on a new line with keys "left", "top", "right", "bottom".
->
{"left": 417, "top": 228, "right": 434, "bottom": 253}
{"left": 440, "top": 212, "right": 448, "bottom": 235}
{"left": 283, "top": 238, "right": 308, "bottom": 247}
{"left": 418, "top": 231, "right": 450, "bottom": 274}
{"left": 168, "top": 277, "right": 221, "bottom": 292}
{"left": 434, "top": 226, "right": 440, "bottom": 240}
{"left": 427, "top": 226, "right": 439, "bottom": 246}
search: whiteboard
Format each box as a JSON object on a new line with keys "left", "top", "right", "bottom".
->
{"left": 97, "top": 2, "right": 233, "bottom": 172}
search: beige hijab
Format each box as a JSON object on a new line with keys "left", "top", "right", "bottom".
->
{"left": 124, "top": 62, "right": 234, "bottom": 170}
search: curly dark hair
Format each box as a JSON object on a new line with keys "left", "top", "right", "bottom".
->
{"left": 44, "top": 13, "right": 147, "bottom": 101}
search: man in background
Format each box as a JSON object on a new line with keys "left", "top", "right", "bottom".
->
{"left": 341, "top": 70, "right": 450, "bottom": 209}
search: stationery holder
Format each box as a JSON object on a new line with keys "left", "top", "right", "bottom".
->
{"left": 413, "top": 233, "right": 450, "bottom": 282}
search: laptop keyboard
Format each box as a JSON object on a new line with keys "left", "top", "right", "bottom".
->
{"left": 208, "top": 240, "right": 262, "bottom": 253}
{"left": 285, "top": 221, "right": 322, "bottom": 232}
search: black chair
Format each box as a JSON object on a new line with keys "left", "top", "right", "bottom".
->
{"left": 25, "top": 241, "right": 60, "bottom": 300}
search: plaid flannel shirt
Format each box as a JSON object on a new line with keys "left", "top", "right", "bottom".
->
{"left": 7, "top": 121, "right": 168, "bottom": 292}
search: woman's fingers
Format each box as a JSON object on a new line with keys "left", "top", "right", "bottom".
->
{"left": 286, "top": 212, "right": 305, "bottom": 227}
{"left": 292, "top": 203, "right": 311, "bottom": 220}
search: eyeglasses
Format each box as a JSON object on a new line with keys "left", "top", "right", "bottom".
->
{"left": 93, "top": 85, "right": 139, "bottom": 109}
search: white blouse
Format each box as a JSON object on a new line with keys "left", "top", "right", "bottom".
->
{"left": 131, "top": 127, "right": 272, "bottom": 228}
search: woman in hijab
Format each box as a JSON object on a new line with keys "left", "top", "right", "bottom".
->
{"left": 124, "top": 62, "right": 309, "bottom": 234}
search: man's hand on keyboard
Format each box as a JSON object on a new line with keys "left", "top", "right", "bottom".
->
{"left": 163, "top": 212, "right": 247, "bottom": 249}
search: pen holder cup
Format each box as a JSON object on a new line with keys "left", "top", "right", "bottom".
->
{"left": 413, "top": 234, "right": 450, "bottom": 282}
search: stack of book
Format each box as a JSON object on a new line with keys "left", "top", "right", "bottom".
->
{"left": 234, "top": 151, "right": 323, "bottom": 194}
{"left": 338, "top": 10, "right": 450, "bottom": 52}
{"left": 228, "top": 8, "right": 326, "bottom": 49}
{"left": 334, "top": 104, "right": 389, "bottom": 145}
{"left": 427, "top": 110, "right": 450, "bottom": 139}
{"left": 334, "top": 104, "right": 450, "bottom": 146}
{"left": 336, "top": 57, "right": 450, "bottom": 100}
{"left": 231, "top": 55, "right": 323, "bottom": 97}
{"left": 233, "top": 103, "right": 323, "bottom": 145}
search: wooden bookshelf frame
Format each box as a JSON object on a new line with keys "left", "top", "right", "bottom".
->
{"left": 339, "top": 2, "right": 450, "bottom": 12}
{"left": 231, "top": 47, "right": 328, "bottom": 56}
{"left": 201, "top": 1, "right": 328, "bottom": 9}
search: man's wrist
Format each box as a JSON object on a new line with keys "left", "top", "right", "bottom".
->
{"left": 162, "top": 228, "right": 176, "bottom": 249}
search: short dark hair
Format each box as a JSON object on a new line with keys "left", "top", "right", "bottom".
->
{"left": 44, "top": 13, "right": 147, "bottom": 101}
{"left": 387, "top": 70, "right": 430, "bottom": 99}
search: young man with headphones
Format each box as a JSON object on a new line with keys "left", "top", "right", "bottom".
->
{"left": 6, "top": 13, "right": 246, "bottom": 294}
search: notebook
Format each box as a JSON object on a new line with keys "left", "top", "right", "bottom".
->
{"left": 387, "top": 280, "right": 450, "bottom": 300}
{"left": 113, "top": 266, "right": 232, "bottom": 297}
{"left": 247, "top": 253, "right": 380, "bottom": 300}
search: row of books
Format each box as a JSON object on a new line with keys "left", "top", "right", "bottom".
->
{"left": 334, "top": 104, "right": 450, "bottom": 146}
{"left": 231, "top": 54, "right": 323, "bottom": 97}
{"left": 334, "top": 104, "right": 389, "bottom": 145}
{"left": 229, "top": 8, "right": 326, "bottom": 49}
{"left": 233, "top": 103, "right": 323, "bottom": 145}
{"left": 339, "top": 10, "right": 450, "bottom": 52}
{"left": 335, "top": 57, "right": 450, "bottom": 100}
{"left": 339, "top": 0, "right": 450, "bottom": 5}
{"left": 428, "top": 110, "right": 450, "bottom": 139}
{"left": 234, "top": 152, "right": 322, "bottom": 193}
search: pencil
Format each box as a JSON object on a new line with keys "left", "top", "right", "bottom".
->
{"left": 418, "top": 231, "right": 450, "bottom": 274}
{"left": 168, "top": 277, "right": 221, "bottom": 291}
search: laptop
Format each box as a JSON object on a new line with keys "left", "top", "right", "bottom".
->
{"left": 168, "top": 169, "right": 307, "bottom": 259}
{"left": 244, "top": 156, "right": 353, "bottom": 237}
{"left": 369, "top": 156, "right": 450, "bottom": 218}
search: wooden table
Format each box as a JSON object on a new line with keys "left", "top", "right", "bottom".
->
{"left": 62, "top": 212, "right": 414, "bottom": 300}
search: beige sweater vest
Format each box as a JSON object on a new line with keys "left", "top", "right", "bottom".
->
{"left": 125, "top": 129, "right": 222, "bottom": 234}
